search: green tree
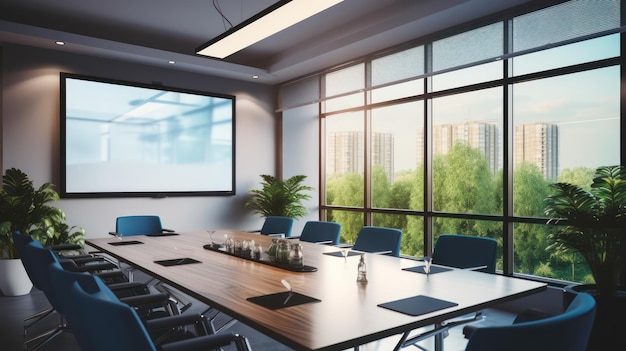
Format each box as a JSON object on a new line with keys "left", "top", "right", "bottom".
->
{"left": 372, "top": 165, "right": 391, "bottom": 208}
{"left": 327, "top": 173, "right": 364, "bottom": 243}
{"left": 406, "top": 164, "right": 425, "bottom": 256}
{"left": 557, "top": 167, "right": 595, "bottom": 190}
{"left": 432, "top": 142, "right": 497, "bottom": 236}
{"left": 512, "top": 162, "right": 551, "bottom": 274}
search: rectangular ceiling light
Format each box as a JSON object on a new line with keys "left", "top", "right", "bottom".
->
{"left": 196, "top": 0, "right": 344, "bottom": 59}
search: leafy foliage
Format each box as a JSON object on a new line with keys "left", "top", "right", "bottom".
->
{"left": 245, "top": 174, "right": 314, "bottom": 219}
{"left": 545, "top": 165, "right": 626, "bottom": 296}
{"left": 0, "top": 168, "right": 84, "bottom": 258}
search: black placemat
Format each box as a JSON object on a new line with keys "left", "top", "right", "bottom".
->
{"left": 402, "top": 265, "right": 452, "bottom": 274}
{"left": 146, "top": 232, "right": 180, "bottom": 237}
{"left": 323, "top": 250, "right": 360, "bottom": 257}
{"left": 378, "top": 295, "right": 458, "bottom": 316}
{"left": 154, "top": 258, "right": 201, "bottom": 267}
{"left": 109, "top": 240, "right": 143, "bottom": 246}
{"left": 247, "top": 291, "right": 321, "bottom": 310}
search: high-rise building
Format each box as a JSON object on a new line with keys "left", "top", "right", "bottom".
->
{"left": 418, "top": 121, "right": 499, "bottom": 173}
{"left": 514, "top": 122, "right": 559, "bottom": 180}
{"left": 326, "top": 131, "right": 394, "bottom": 181}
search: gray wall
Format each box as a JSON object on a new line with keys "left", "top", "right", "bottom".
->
{"left": 1, "top": 44, "right": 279, "bottom": 238}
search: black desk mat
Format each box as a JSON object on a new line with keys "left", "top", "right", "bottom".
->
{"left": 402, "top": 265, "right": 452, "bottom": 274}
{"left": 154, "top": 258, "right": 201, "bottom": 267}
{"left": 146, "top": 232, "right": 180, "bottom": 237}
{"left": 248, "top": 291, "right": 321, "bottom": 310}
{"left": 109, "top": 240, "right": 143, "bottom": 246}
{"left": 323, "top": 250, "right": 360, "bottom": 257}
{"left": 378, "top": 295, "right": 458, "bottom": 316}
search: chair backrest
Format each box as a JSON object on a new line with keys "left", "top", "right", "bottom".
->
{"left": 20, "top": 241, "right": 67, "bottom": 314}
{"left": 432, "top": 234, "right": 498, "bottom": 273}
{"left": 65, "top": 269, "right": 156, "bottom": 351}
{"left": 47, "top": 261, "right": 151, "bottom": 351}
{"left": 46, "top": 260, "right": 95, "bottom": 349}
{"left": 465, "top": 293, "right": 596, "bottom": 351}
{"left": 12, "top": 231, "right": 37, "bottom": 283}
{"left": 299, "top": 221, "right": 341, "bottom": 245}
{"left": 352, "top": 226, "right": 402, "bottom": 257}
{"left": 260, "top": 216, "right": 295, "bottom": 237}
{"left": 116, "top": 215, "right": 164, "bottom": 236}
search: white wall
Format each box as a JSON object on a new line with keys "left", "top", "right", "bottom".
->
{"left": 1, "top": 44, "right": 277, "bottom": 238}
{"left": 282, "top": 104, "right": 320, "bottom": 235}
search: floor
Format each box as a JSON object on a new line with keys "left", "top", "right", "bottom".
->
{"left": 0, "top": 268, "right": 515, "bottom": 351}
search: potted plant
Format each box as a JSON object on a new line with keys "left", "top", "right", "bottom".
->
{"left": 0, "top": 168, "right": 84, "bottom": 296}
{"left": 245, "top": 174, "right": 313, "bottom": 219}
{"left": 544, "top": 164, "right": 626, "bottom": 350}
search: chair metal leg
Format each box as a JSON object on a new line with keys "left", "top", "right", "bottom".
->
{"left": 25, "top": 314, "right": 70, "bottom": 351}
{"left": 154, "top": 283, "right": 192, "bottom": 313}
{"left": 24, "top": 307, "right": 55, "bottom": 340}
{"left": 395, "top": 312, "right": 484, "bottom": 351}
{"left": 234, "top": 334, "right": 252, "bottom": 351}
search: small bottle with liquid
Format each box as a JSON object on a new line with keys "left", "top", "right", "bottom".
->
{"left": 357, "top": 254, "right": 367, "bottom": 283}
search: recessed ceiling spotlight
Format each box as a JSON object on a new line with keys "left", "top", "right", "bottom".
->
{"left": 55, "top": 41, "right": 65, "bottom": 46}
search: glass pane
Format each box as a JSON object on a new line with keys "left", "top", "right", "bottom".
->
{"left": 433, "top": 22, "right": 502, "bottom": 72}
{"left": 513, "top": 0, "right": 620, "bottom": 53}
{"left": 324, "top": 92, "right": 363, "bottom": 112}
{"left": 513, "top": 34, "right": 620, "bottom": 76}
{"left": 325, "top": 63, "right": 364, "bottom": 97}
{"left": 372, "top": 46, "right": 424, "bottom": 86}
{"left": 432, "top": 61, "right": 502, "bottom": 92}
{"left": 512, "top": 66, "right": 620, "bottom": 216}
{"left": 514, "top": 223, "right": 592, "bottom": 284}
{"left": 371, "top": 101, "right": 424, "bottom": 210}
{"left": 280, "top": 76, "right": 319, "bottom": 110}
{"left": 373, "top": 213, "right": 424, "bottom": 257}
{"left": 433, "top": 218, "right": 502, "bottom": 271}
{"left": 327, "top": 209, "right": 364, "bottom": 245}
{"left": 432, "top": 88, "right": 503, "bottom": 215}
{"left": 325, "top": 112, "right": 365, "bottom": 207}
{"left": 371, "top": 79, "right": 424, "bottom": 104}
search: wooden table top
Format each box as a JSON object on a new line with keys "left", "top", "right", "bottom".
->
{"left": 87, "top": 230, "right": 546, "bottom": 351}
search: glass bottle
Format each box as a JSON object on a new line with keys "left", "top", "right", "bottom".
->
{"left": 357, "top": 254, "right": 367, "bottom": 283}
{"left": 267, "top": 238, "right": 279, "bottom": 261}
{"left": 277, "top": 239, "right": 291, "bottom": 263}
{"left": 289, "top": 243, "right": 303, "bottom": 267}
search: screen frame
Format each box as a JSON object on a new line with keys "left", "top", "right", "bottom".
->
{"left": 60, "top": 72, "right": 236, "bottom": 198}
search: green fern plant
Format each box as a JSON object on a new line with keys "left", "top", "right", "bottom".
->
{"left": 245, "top": 174, "right": 314, "bottom": 219}
{"left": 0, "top": 168, "right": 84, "bottom": 258}
{"left": 544, "top": 165, "right": 626, "bottom": 297}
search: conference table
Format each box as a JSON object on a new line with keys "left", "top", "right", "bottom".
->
{"left": 86, "top": 230, "right": 546, "bottom": 351}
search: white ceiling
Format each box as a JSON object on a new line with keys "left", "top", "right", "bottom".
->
{"left": 0, "top": 0, "right": 535, "bottom": 85}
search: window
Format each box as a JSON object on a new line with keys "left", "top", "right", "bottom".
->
{"left": 282, "top": 0, "right": 623, "bottom": 285}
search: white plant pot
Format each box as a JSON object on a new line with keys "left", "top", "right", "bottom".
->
{"left": 0, "top": 258, "right": 33, "bottom": 296}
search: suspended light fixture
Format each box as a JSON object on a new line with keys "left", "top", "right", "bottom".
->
{"left": 196, "top": 0, "right": 344, "bottom": 59}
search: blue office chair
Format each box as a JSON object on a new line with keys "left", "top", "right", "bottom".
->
{"left": 19, "top": 235, "right": 178, "bottom": 349}
{"left": 403, "top": 234, "right": 498, "bottom": 350}
{"left": 298, "top": 221, "right": 342, "bottom": 245}
{"left": 259, "top": 216, "right": 295, "bottom": 237}
{"left": 52, "top": 263, "right": 251, "bottom": 351}
{"left": 432, "top": 234, "right": 498, "bottom": 273}
{"left": 19, "top": 240, "right": 73, "bottom": 351}
{"left": 108, "top": 215, "right": 192, "bottom": 311}
{"left": 13, "top": 231, "right": 129, "bottom": 350}
{"left": 464, "top": 293, "right": 596, "bottom": 351}
{"left": 351, "top": 226, "right": 402, "bottom": 257}
{"left": 111, "top": 215, "right": 174, "bottom": 237}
